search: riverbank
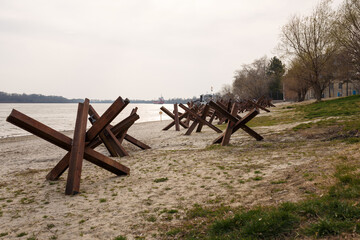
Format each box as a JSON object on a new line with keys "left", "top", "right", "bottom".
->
{"left": 0, "top": 98, "right": 359, "bottom": 239}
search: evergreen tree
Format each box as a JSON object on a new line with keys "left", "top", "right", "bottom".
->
{"left": 267, "top": 56, "right": 285, "bottom": 100}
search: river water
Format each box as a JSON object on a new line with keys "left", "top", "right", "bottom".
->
{"left": 0, "top": 103, "right": 174, "bottom": 138}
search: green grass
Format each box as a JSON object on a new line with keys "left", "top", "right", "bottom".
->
{"left": 16, "top": 232, "right": 27, "bottom": 237}
{"left": 289, "top": 96, "right": 360, "bottom": 143}
{"left": 167, "top": 209, "right": 178, "bottom": 214}
{"left": 153, "top": 177, "right": 168, "bottom": 183}
{"left": 166, "top": 228, "right": 181, "bottom": 236}
{"left": 113, "top": 236, "right": 126, "bottom": 240}
{"left": 245, "top": 95, "right": 360, "bottom": 129}
{"left": 271, "top": 180, "right": 287, "bottom": 185}
{"left": 47, "top": 224, "right": 55, "bottom": 229}
{"left": 166, "top": 163, "right": 360, "bottom": 239}
{"left": 0, "top": 233, "right": 8, "bottom": 237}
{"left": 186, "top": 204, "right": 231, "bottom": 219}
{"left": 252, "top": 176, "right": 263, "bottom": 181}
{"left": 210, "top": 207, "right": 299, "bottom": 239}
{"left": 295, "top": 95, "right": 360, "bottom": 119}
{"left": 247, "top": 115, "right": 292, "bottom": 127}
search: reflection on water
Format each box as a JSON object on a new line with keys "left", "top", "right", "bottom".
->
{"left": 0, "top": 103, "right": 174, "bottom": 138}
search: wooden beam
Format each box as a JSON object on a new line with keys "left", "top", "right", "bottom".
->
{"left": 221, "top": 104, "right": 238, "bottom": 146}
{"left": 86, "top": 97, "right": 129, "bottom": 141}
{"left": 7, "top": 109, "right": 72, "bottom": 149}
{"left": 46, "top": 131, "right": 149, "bottom": 181}
{"left": 88, "top": 105, "right": 129, "bottom": 157}
{"left": 247, "top": 100, "right": 270, "bottom": 112}
{"left": 209, "top": 101, "right": 263, "bottom": 142}
{"left": 65, "top": 100, "right": 89, "bottom": 195}
{"left": 174, "top": 104, "right": 180, "bottom": 131}
{"left": 184, "top": 119, "right": 199, "bottom": 135}
{"left": 46, "top": 152, "right": 70, "bottom": 181}
{"left": 160, "top": 106, "right": 189, "bottom": 129}
{"left": 6, "top": 109, "right": 130, "bottom": 176}
{"left": 209, "top": 101, "right": 238, "bottom": 123}
{"left": 162, "top": 112, "right": 188, "bottom": 130}
{"left": 88, "top": 112, "right": 139, "bottom": 149}
{"left": 124, "top": 134, "right": 151, "bottom": 149}
{"left": 179, "top": 103, "right": 222, "bottom": 133}
{"left": 213, "top": 109, "right": 263, "bottom": 144}
{"left": 110, "top": 113, "right": 139, "bottom": 137}
{"left": 196, "top": 104, "right": 210, "bottom": 132}
{"left": 209, "top": 111, "right": 216, "bottom": 124}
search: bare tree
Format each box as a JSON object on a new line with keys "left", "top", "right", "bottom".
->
{"left": 333, "top": 0, "right": 360, "bottom": 79}
{"left": 280, "top": 0, "right": 338, "bottom": 101}
{"left": 232, "top": 56, "right": 270, "bottom": 99}
{"left": 219, "top": 84, "right": 235, "bottom": 100}
{"left": 284, "top": 58, "right": 311, "bottom": 101}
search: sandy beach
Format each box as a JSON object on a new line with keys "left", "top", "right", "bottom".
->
{"left": 0, "top": 106, "right": 358, "bottom": 240}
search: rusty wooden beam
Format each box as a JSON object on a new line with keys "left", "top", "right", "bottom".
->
{"left": 46, "top": 152, "right": 70, "bottom": 181}
{"left": 87, "top": 112, "right": 139, "bottom": 149}
{"left": 86, "top": 97, "right": 129, "bottom": 141}
{"left": 124, "top": 134, "right": 151, "bottom": 150}
{"left": 247, "top": 100, "right": 270, "bottom": 112}
{"left": 221, "top": 103, "right": 238, "bottom": 146}
{"left": 184, "top": 118, "right": 199, "bottom": 135}
{"left": 47, "top": 110, "right": 139, "bottom": 180}
{"left": 110, "top": 113, "right": 139, "bottom": 137}
{"left": 162, "top": 112, "right": 189, "bottom": 130}
{"left": 209, "top": 101, "right": 238, "bottom": 123}
{"left": 174, "top": 104, "right": 180, "bottom": 131}
{"left": 160, "top": 106, "right": 189, "bottom": 130}
{"left": 65, "top": 100, "right": 89, "bottom": 195}
{"left": 209, "top": 111, "right": 216, "bottom": 124}
{"left": 213, "top": 109, "right": 262, "bottom": 144}
{"left": 6, "top": 109, "right": 130, "bottom": 176}
{"left": 7, "top": 109, "right": 72, "bottom": 149}
{"left": 116, "top": 108, "right": 138, "bottom": 144}
{"left": 196, "top": 104, "right": 210, "bottom": 132}
{"left": 209, "top": 100, "right": 263, "bottom": 141}
{"left": 88, "top": 105, "right": 129, "bottom": 157}
{"left": 179, "top": 103, "right": 222, "bottom": 133}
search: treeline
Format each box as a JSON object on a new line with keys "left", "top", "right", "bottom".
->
{"left": 0, "top": 91, "right": 196, "bottom": 104}
{"left": 222, "top": 0, "right": 360, "bottom": 102}
{"left": 0, "top": 91, "right": 83, "bottom": 103}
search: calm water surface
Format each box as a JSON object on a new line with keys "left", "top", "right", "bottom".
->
{"left": 0, "top": 103, "right": 174, "bottom": 138}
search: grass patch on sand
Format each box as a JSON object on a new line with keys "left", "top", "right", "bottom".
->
{"left": 165, "top": 163, "right": 360, "bottom": 239}
{"left": 248, "top": 95, "right": 360, "bottom": 128}
{"left": 154, "top": 177, "right": 168, "bottom": 183}
{"left": 291, "top": 96, "right": 360, "bottom": 143}
{"left": 295, "top": 95, "right": 360, "bottom": 119}
{"left": 247, "top": 115, "right": 295, "bottom": 128}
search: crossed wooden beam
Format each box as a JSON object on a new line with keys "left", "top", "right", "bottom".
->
{"left": 178, "top": 103, "right": 222, "bottom": 135}
{"left": 160, "top": 104, "right": 189, "bottom": 131}
{"left": 6, "top": 97, "right": 149, "bottom": 195}
{"left": 209, "top": 101, "right": 263, "bottom": 146}
{"left": 245, "top": 99, "right": 270, "bottom": 113}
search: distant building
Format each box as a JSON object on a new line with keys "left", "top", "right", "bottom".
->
{"left": 285, "top": 80, "right": 359, "bottom": 101}
{"left": 305, "top": 80, "right": 359, "bottom": 100}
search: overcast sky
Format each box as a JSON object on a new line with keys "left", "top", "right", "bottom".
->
{"left": 0, "top": 0, "right": 343, "bottom": 100}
